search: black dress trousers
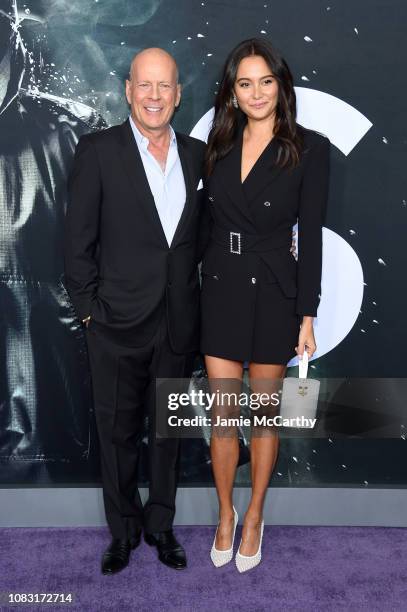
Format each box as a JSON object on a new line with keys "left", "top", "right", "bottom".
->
{"left": 86, "top": 300, "right": 195, "bottom": 539}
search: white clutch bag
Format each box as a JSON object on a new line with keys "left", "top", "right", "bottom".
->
{"left": 280, "top": 351, "right": 320, "bottom": 428}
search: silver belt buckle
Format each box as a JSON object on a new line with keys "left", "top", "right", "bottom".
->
{"left": 230, "top": 231, "right": 241, "bottom": 254}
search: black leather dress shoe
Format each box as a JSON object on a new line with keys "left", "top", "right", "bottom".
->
{"left": 144, "top": 530, "right": 187, "bottom": 569}
{"left": 101, "top": 532, "right": 141, "bottom": 575}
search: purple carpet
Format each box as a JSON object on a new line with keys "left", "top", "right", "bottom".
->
{"left": 1, "top": 526, "right": 406, "bottom": 611}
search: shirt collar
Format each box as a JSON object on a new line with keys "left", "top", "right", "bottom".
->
{"left": 129, "top": 115, "right": 177, "bottom": 151}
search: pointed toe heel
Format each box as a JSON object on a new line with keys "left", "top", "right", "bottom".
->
{"left": 210, "top": 506, "right": 238, "bottom": 568}
{"left": 235, "top": 519, "right": 264, "bottom": 573}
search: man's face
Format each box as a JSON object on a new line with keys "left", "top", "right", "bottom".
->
{"left": 125, "top": 51, "right": 181, "bottom": 133}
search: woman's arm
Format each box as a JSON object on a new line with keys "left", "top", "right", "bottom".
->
{"left": 296, "top": 136, "right": 330, "bottom": 318}
{"left": 295, "top": 136, "right": 331, "bottom": 357}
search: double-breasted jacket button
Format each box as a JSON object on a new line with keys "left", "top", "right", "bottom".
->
{"left": 209, "top": 196, "right": 214, "bottom": 202}
{"left": 263, "top": 201, "right": 271, "bottom": 207}
{"left": 251, "top": 277, "right": 257, "bottom": 284}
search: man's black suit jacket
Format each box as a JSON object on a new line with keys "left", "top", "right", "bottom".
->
{"left": 64, "top": 118, "right": 206, "bottom": 352}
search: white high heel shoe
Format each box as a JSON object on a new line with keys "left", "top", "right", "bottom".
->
{"left": 210, "top": 507, "right": 238, "bottom": 567}
{"left": 235, "top": 519, "right": 264, "bottom": 573}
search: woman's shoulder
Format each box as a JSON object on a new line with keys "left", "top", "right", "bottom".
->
{"left": 296, "top": 123, "right": 330, "bottom": 149}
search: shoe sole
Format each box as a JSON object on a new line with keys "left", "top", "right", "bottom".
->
{"left": 101, "top": 563, "right": 129, "bottom": 575}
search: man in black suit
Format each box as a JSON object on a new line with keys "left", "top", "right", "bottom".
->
{"left": 64, "top": 48, "right": 206, "bottom": 574}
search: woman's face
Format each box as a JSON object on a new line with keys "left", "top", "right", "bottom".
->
{"left": 234, "top": 55, "right": 279, "bottom": 122}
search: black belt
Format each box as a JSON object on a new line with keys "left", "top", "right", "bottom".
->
{"left": 210, "top": 226, "right": 291, "bottom": 255}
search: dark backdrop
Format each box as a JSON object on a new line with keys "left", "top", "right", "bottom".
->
{"left": 0, "top": 0, "right": 406, "bottom": 487}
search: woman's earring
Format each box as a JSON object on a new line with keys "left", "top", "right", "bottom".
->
{"left": 232, "top": 94, "right": 239, "bottom": 109}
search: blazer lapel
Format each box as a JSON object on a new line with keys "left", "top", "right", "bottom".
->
{"left": 216, "top": 126, "right": 255, "bottom": 226}
{"left": 218, "top": 122, "right": 287, "bottom": 217}
{"left": 241, "top": 137, "right": 285, "bottom": 204}
{"left": 118, "top": 118, "right": 168, "bottom": 247}
{"left": 170, "top": 133, "right": 196, "bottom": 248}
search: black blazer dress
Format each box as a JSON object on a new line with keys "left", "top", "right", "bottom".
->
{"left": 200, "top": 123, "right": 330, "bottom": 364}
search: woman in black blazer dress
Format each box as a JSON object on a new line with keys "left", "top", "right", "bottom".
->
{"left": 201, "top": 38, "right": 330, "bottom": 572}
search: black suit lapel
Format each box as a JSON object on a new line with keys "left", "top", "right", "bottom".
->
{"left": 170, "top": 133, "right": 196, "bottom": 248}
{"left": 118, "top": 118, "right": 168, "bottom": 247}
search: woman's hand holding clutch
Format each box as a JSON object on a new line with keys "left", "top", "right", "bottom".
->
{"left": 295, "top": 317, "right": 316, "bottom": 359}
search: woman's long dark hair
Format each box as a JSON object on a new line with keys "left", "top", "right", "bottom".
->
{"left": 205, "top": 38, "right": 303, "bottom": 176}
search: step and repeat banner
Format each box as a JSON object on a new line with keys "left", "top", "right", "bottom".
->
{"left": 0, "top": 0, "right": 406, "bottom": 487}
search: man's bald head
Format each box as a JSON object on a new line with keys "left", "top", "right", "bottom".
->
{"left": 125, "top": 47, "right": 181, "bottom": 135}
{"left": 129, "top": 48, "right": 179, "bottom": 84}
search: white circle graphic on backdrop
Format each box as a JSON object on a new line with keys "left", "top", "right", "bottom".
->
{"left": 190, "top": 88, "right": 371, "bottom": 364}
{"left": 286, "top": 225, "right": 364, "bottom": 366}
{"left": 190, "top": 107, "right": 214, "bottom": 142}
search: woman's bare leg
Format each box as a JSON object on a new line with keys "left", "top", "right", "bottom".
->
{"left": 205, "top": 355, "right": 244, "bottom": 550}
{"left": 238, "top": 362, "right": 286, "bottom": 556}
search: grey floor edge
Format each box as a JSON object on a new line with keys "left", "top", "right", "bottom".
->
{"left": 0, "top": 487, "right": 406, "bottom": 527}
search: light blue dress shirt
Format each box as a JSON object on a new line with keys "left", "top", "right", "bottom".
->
{"left": 129, "top": 115, "right": 186, "bottom": 247}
